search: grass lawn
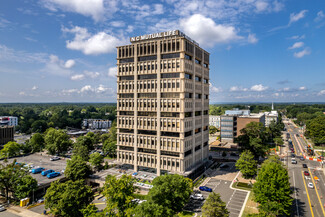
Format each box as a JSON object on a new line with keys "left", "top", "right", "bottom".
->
{"left": 177, "top": 211, "right": 195, "bottom": 217}
{"left": 133, "top": 193, "right": 148, "bottom": 200}
{"left": 232, "top": 182, "right": 253, "bottom": 191}
{"left": 242, "top": 192, "right": 259, "bottom": 217}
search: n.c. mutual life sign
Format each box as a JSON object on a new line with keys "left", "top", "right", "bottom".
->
{"left": 130, "top": 30, "right": 178, "bottom": 42}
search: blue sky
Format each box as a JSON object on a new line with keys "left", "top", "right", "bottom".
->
{"left": 0, "top": 0, "right": 324, "bottom": 103}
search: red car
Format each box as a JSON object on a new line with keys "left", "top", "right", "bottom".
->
{"left": 304, "top": 171, "right": 310, "bottom": 176}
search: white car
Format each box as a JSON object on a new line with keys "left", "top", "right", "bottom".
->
{"left": 0, "top": 205, "right": 6, "bottom": 212}
{"left": 305, "top": 176, "right": 311, "bottom": 181}
{"left": 190, "top": 194, "right": 204, "bottom": 200}
{"left": 50, "top": 156, "right": 60, "bottom": 161}
{"left": 308, "top": 182, "right": 314, "bottom": 189}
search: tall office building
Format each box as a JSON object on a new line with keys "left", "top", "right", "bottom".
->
{"left": 116, "top": 30, "right": 210, "bottom": 176}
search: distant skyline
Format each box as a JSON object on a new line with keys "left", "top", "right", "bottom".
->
{"left": 0, "top": 0, "right": 325, "bottom": 103}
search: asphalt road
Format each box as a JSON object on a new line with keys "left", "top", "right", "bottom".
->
{"left": 285, "top": 119, "right": 325, "bottom": 217}
{"left": 0, "top": 210, "right": 20, "bottom": 217}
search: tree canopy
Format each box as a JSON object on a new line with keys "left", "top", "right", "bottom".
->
{"left": 45, "top": 180, "right": 94, "bottom": 217}
{"left": 44, "top": 128, "right": 72, "bottom": 155}
{"left": 89, "top": 152, "right": 104, "bottom": 170}
{"left": 65, "top": 155, "right": 92, "bottom": 181}
{"left": 103, "top": 174, "right": 136, "bottom": 217}
{"left": 235, "top": 150, "right": 257, "bottom": 179}
{"left": 306, "top": 115, "right": 325, "bottom": 145}
{"left": 202, "top": 192, "right": 229, "bottom": 217}
{"left": 253, "top": 156, "right": 293, "bottom": 216}
{"left": 0, "top": 141, "right": 21, "bottom": 158}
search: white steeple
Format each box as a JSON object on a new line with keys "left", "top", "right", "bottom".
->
{"left": 271, "top": 102, "right": 274, "bottom": 110}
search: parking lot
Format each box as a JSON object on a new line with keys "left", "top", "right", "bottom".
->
{"left": 185, "top": 162, "right": 248, "bottom": 217}
{"left": 1, "top": 153, "right": 67, "bottom": 185}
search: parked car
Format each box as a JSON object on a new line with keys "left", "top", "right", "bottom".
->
{"left": 300, "top": 157, "right": 305, "bottom": 161}
{"left": 303, "top": 164, "right": 308, "bottom": 168}
{"left": 199, "top": 186, "right": 212, "bottom": 192}
{"left": 308, "top": 182, "right": 314, "bottom": 189}
{"left": 50, "top": 156, "right": 60, "bottom": 161}
{"left": 31, "top": 167, "right": 45, "bottom": 174}
{"left": 291, "top": 154, "right": 295, "bottom": 157}
{"left": 37, "top": 198, "right": 45, "bottom": 203}
{"left": 41, "top": 169, "right": 55, "bottom": 176}
{"left": 304, "top": 171, "right": 310, "bottom": 176}
{"left": 220, "top": 164, "right": 229, "bottom": 169}
{"left": 190, "top": 194, "right": 204, "bottom": 200}
{"left": 0, "top": 205, "right": 6, "bottom": 212}
{"left": 47, "top": 172, "right": 60, "bottom": 179}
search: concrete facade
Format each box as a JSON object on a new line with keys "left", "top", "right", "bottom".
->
{"left": 0, "top": 126, "right": 14, "bottom": 145}
{"left": 116, "top": 30, "right": 210, "bottom": 176}
{"left": 82, "top": 119, "right": 112, "bottom": 129}
{"left": 209, "top": 115, "right": 220, "bottom": 129}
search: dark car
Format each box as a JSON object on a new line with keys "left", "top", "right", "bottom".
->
{"left": 199, "top": 186, "right": 212, "bottom": 192}
{"left": 304, "top": 171, "right": 310, "bottom": 176}
{"left": 300, "top": 157, "right": 305, "bottom": 161}
{"left": 291, "top": 154, "right": 295, "bottom": 157}
{"left": 303, "top": 164, "right": 308, "bottom": 168}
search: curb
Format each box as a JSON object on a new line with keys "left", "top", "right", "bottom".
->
{"left": 229, "top": 171, "right": 251, "bottom": 217}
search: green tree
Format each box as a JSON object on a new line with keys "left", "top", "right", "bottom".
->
{"left": 0, "top": 141, "right": 21, "bottom": 158}
{"left": 44, "top": 180, "right": 94, "bottom": 217}
{"left": 253, "top": 156, "right": 293, "bottom": 216}
{"left": 76, "top": 135, "right": 94, "bottom": 152}
{"left": 103, "top": 140, "right": 117, "bottom": 158}
{"left": 65, "top": 155, "right": 92, "bottom": 181}
{"left": 103, "top": 175, "right": 136, "bottom": 217}
{"left": 134, "top": 201, "right": 169, "bottom": 217}
{"left": 147, "top": 174, "right": 193, "bottom": 215}
{"left": 44, "top": 128, "right": 72, "bottom": 155}
{"left": 235, "top": 150, "right": 257, "bottom": 179}
{"left": 306, "top": 115, "right": 325, "bottom": 145}
{"left": 237, "top": 122, "right": 269, "bottom": 159}
{"left": 14, "top": 175, "right": 38, "bottom": 200}
{"left": 89, "top": 152, "right": 104, "bottom": 170}
{"left": 81, "top": 204, "right": 103, "bottom": 217}
{"left": 273, "top": 137, "right": 284, "bottom": 147}
{"left": 209, "top": 125, "right": 218, "bottom": 135}
{"left": 29, "top": 133, "right": 45, "bottom": 152}
{"left": 202, "top": 192, "right": 229, "bottom": 217}
{"left": 31, "top": 120, "right": 48, "bottom": 133}
{"left": 73, "top": 143, "right": 89, "bottom": 161}
{"left": 0, "top": 161, "right": 35, "bottom": 201}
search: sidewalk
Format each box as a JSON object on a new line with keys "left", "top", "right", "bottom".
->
{"left": 7, "top": 206, "right": 44, "bottom": 217}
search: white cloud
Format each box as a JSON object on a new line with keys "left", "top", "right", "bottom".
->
{"left": 288, "top": 41, "right": 304, "bottom": 49}
{"left": 126, "top": 25, "right": 134, "bottom": 33}
{"left": 80, "top": 85, "right": 92, "bottom": 92}
{"left": 294, "top": 48, "right": 311, "bottom": 58}
{"left": 0, "top": 17, "right": 11, "bottom": 28}
{"left": 299, "top": 86, "right": 307, "bottom": 91}
{"left": 229, "top": 86, "right": 248, "bottom": 92}
{"left": 84, "top": 70, "right": 100, "bottom": 78}
{"left": 288, "top": 35, "right": 305, "bottom": 40}
{"left": 110, "top": 21, "right": 125, "bottom": 27}
{"left": 19, "top": 91, "right": 26, "bottom": 96}
{"left": 289, "top": 10, "right": 308, "bottom": 24}
{"left": 41, "top": 0, "right": 112, "bottom": 22}
{"left": 248, "top": 33, "right": 258, "bottom": 44}
{"left": 64, "top": 59, "right": 75, "bottom": 68}
{"left": 250, "top": 84, "right": 268, "bottom": 92}
{"left": 318, "top": 90, "right": 325, "bottom": 96}
{"left": 0, "top": 44, "right": 47, "bottom": 63}
{"left": 43, "top": 55, "right": 74, "bottom": 76}
{"left": 108, "top": 66, "right": 117, "bottom": 78}
{"left": 255, "top": 1, "right": 269, "bottom": 13}
{"left": 153, "top": 4, "right": 164, "bottom": 15}
{"left": 62, "top": 26, "right": 126, "bottom": 55}
{"left": 209, "top": 82, "right": 222, "bottom": 93}
{"left": 315, "top": 11, "right": 324, "bottom": 22}
{"left": 32, "top": 86, "right": 38, "bottom": 90}
{"left": 70, "top": 74, "right": 85, "bottom": 81}
{"left": 180, "top": 14, "right": 243, "bottom": 47}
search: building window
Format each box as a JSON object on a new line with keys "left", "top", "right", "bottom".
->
{"left": 161, "top": 53, "right": 180, "bottom": 59}
{"left": 185, "top": 54, "right": 192, "bottom": 60}
{"left": 161, "top": 73, "right": 180, "bottom": 78}
{"left": 185, "top": 74, "right": 192, "bottom": 79}
{"left": 195, "top": 76, "right": 201, "bottom": 82}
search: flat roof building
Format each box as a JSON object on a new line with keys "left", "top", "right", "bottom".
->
{"left": 116, "top": 30, "right": 210, "bottom": 177}
{"left": 237, "top": 113, "right": 265, "bottom": 136}
{"left": 0, "top": 116, "right": 18, "bottom": 127}
{"left": 209, "top": 115, "right": 220, "bottom": 129}
{"left": 0, "top": 126, "right": 14, "bottom": 145}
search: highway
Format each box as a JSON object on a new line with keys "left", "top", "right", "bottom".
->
{"left": 284, "top": 119, "right": 325, "bottom": 217}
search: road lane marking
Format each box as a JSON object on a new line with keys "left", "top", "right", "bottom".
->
{"left": 302, "top": 171, "right": 315, "bottom": 217}
{"left": 293, "top": 171, "right": 300, "bottom": 217}
{"left": 308, "top": 167, "right": 325, "bottom": 216}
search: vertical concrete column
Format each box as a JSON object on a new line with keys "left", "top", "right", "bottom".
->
{"left": 133, "top": 44, "right": 138, "bottom": 172}
{"left": 157, "top": 41, "right": 162, "bottom": 176}
{"left": 192, "top": 44, "right": 196, "bottom": 167}
{"left": 201, "top": 52, "right": 205, "bottom": 162}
